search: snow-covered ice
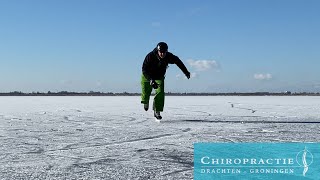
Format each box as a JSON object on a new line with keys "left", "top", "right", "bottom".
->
{"left": 1, "top": 96, "right": 320, "bottom": 179}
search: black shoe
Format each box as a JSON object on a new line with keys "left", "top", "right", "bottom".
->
{"left": 154, "top": 111, "right": 162, "bottom": 120}
{"left": 144, "top": 103, "right": 149, "bottom": 111}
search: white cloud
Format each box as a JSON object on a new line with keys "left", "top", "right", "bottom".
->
{"left": 190, "top": 72, "right": 198, "bottom": 78}
{"left": 254, "top": 73, "right": 272, "bottom": 80}
{"left": 188, "top": 59, "right": 219, "bottom": 71}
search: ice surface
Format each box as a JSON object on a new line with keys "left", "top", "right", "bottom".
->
{"left": 1, "top": 96, "right": 320, "bottom": 179}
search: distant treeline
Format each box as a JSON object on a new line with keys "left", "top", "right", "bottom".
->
{"left": 0, "top": 91, "right": 320, "bottom": 96}
{"left": 0, "top": 91, "right": 138, "bottom": 96}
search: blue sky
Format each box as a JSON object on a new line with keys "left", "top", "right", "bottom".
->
{"left": 0, "top": 0, "right": 319, "bottom": 93}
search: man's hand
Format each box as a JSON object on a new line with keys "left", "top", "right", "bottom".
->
{"left": 150, "top": 80, "right": 159, "bottom": 89}
{"left": 185, "top": 71, "right": 191, "bottom": 79}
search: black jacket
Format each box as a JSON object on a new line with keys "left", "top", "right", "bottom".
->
{"left": 142, "top": 48, "right": 189, "bottom": 80}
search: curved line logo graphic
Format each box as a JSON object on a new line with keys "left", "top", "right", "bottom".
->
{"left": 296, "top": 147, "right": 313, "bottom": 176}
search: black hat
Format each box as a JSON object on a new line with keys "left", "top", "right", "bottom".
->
{"left": 156, "top": 42, "right": 168, "bottom": 53}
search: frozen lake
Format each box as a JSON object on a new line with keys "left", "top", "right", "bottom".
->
{"left": 1, "top": 96, "right": 320, "bottom": 179}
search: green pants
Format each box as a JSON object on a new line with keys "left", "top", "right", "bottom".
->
{"left": 141, "top": 74, "right": 165, "bottom": 112}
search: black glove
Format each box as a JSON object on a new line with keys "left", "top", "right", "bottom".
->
{"left": 150, "top": 80, "right": 159, "bottom": 89}
{"left": 185, "top": 71, "right": 191, "bottom": 79}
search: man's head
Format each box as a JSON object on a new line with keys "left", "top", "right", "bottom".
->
{"left": 156, "top": 42, "right": 168, "bottom": 59}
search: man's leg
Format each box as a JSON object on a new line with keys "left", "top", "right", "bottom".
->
{"left": 153, "top": 79, "right": 165, "bottom": 112}
{"left": 141, "top": 74, "right": 152, "bottom": 106}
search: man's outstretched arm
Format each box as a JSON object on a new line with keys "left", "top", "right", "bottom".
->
{"left": 173, "top": 55, "right": 191, "bottom": 79}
